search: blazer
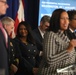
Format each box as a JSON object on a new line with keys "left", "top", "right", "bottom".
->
{"left": 8, "top": 38, "right": 21, "bottom": 66}
{"left": 7, "top": 38, "right": 21, "bottom": 75}
{"left": 15, "top": 39, "right": 39, "bottom": 75}
{"left": 38, "top": 31, "right": 76, "bottom": 75}
{"left": 0, "top": 29, "right": 9, "bottom": 75}
{"left": 33, "top": 28, "right": 45, "bottom": 64}
{"left": 33, "top": 28, "right": 43, "bottom": 51}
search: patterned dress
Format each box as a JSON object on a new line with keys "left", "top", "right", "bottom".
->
{"left": 38, "top": 30, "right": 76, "bottom": 75}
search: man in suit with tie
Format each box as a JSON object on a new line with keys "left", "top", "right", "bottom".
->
{"left": 66, "top": 10, "right": 76, "bottom": 74}
{"left": 33, "top": 15, "right": 50, "bottom": 65}
{"left": 66, "top": 10, "right": 76, "bottom": 40}
{"left": 0, "top": 0, "right": 9, "bottom": 75}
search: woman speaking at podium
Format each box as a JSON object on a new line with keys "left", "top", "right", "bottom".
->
{"left": 38, "top": 8, "right": 76, "bottom": 75}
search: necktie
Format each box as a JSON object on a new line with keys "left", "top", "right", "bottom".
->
{"left": 0, "top": 21, "right": 8, "bottom": 48}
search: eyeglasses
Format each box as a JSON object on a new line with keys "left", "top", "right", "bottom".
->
{"left": 0, "top": 1, "right": 7, "bottom": 5}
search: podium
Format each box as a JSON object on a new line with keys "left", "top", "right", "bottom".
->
{"left": 57, "top": 64, "right": 76, "bottom": 74}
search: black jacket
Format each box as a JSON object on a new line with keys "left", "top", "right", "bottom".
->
{"left": 0, "top": 29, "right": 9, "bottom": 75}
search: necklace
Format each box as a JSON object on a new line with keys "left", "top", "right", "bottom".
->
{"left": 22, "top": 41, "right": 28, "bottom": 45}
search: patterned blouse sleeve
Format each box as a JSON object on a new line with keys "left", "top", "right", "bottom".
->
{"left": 43, "top": 31, "right": 73, "bottom": 65}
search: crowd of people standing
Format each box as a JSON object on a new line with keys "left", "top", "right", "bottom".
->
{"left": 0, "top": 0, "right": 76, "bottom": 75}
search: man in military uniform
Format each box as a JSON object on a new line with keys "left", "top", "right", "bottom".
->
{"left": 1, "top": 17, "right": 21, "bottom": 75}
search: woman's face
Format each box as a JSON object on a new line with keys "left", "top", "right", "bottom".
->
{"left": 60, "top": 12, "right": 69, "bottom": 31}
{"left": 19, "top": 24, "right": 28, "bottom": 37}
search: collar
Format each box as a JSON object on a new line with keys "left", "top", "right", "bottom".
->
{"left": 38, "top": 27, "right": 45, "bottom": 38}
{"left": 69, "top": 28, "right": 75, "bottom": 33}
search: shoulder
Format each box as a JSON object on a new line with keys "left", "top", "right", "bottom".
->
{"left": 44, "top": 31, "right": 57, "bottom": 39}
{"left": 0, "top": 29, "right": 3, "bottom": 35}
{"left": 0, "top": 29, "right": 4, "bottom": 40}
{"left": 33, "top": 28, "right": 38, "bottom": 31}
{"left": 13, "top": 37, "right": 20, "bottom": 43}
{"left": 33, "top": 28, "right": 40, "bottom": 33}
{"left": 66, "top": 29, "right": 72, "bottom": 34}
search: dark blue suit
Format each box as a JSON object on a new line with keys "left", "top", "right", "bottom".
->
{"left": 33, "top": 28, "right": 43, "bottom": 52}
{"left": 66, "top": 29, "right": 76, "bottom": 75}
{"left": 33, "top": 28, "right": 43, "bottom": 64}
{"left": 15, "top": 39, "right": 39, "bottom": 75}
{"left": 0, "top": 29, "right": 9, "bottom": 75}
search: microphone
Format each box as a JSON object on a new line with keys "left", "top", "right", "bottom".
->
{"left": 57, "top": 65, "right": 74, "bottom": 73}
{"left": 57, "top": 64, "right": 76, "bottom": 73}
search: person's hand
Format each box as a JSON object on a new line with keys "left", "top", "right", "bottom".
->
{"left": 33, "top": 68, "right": 38, "bottom": 75}
{"left": 10, "top": 64, "right": 18, "bottom": 73}
{"left": 67, "top": 39, "right": 76, "bottom": 52}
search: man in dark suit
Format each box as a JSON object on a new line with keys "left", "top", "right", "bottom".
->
{"left": 66, "top": 10, "right": 76, "bottom": 40}
{"left": 33, "top": 15, "right": 50, "bottom": 64}
{"left": 0, "top": 0, "right": 9, "bottom": 75}
{"left": 66, "top": 10, "right": 76, "bottom": 74}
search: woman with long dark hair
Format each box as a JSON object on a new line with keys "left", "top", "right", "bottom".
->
{"left": 15, "top": 21, "right": 39, "bottom": 75}
{"left": 38, "top": 8, "right": 76, "bottom": 75}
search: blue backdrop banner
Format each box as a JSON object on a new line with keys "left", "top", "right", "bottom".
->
{"left": 38, "top": 0, "right": 76, "bottom": 25}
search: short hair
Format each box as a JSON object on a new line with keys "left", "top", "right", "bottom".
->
{"left": 48, "top": 8, "right": 67, "bottom": 32}
{"left": 67, "top": 10, "right": 76, "bottom": 20}
{"left": 1, "top": 16, "right": 14, "bottom": 25}
{"left": 40, "top": 15, "right": 50, "bottom": 23}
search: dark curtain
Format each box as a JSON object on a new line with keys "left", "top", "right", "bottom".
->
{"left": 6, "top": 0, "right": 39, "bottom": 29}
{"left": 26, "top": 0, "right": 39, "bottom": 29}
